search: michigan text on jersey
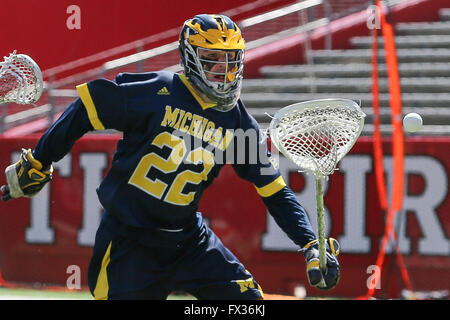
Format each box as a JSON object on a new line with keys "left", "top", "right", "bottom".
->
{"left": 160, "top": 105, "right": 234, "bottom": 152}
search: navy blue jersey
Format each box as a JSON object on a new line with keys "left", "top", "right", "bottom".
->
{"left": 33, "top": 71, "right": 316, "bottom": 247}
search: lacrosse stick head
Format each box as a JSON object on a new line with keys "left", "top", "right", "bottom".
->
{"left": 0, "top": 51, "right": 44, "bottom": 104}
{"left": 269, "top": 98, "right": 366, "bottom": 177}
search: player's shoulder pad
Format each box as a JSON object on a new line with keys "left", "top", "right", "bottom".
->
{"left": 86, "top": 78, "right": 122, "bottom": 100}
{"left": 236, "top": 99, "right": 260, "bottom": 131}
{"left": 112, "top": 71, "right": 175, "bottom": 101}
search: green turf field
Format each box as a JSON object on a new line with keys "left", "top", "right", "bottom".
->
{"left": 0, "top": 287, "right": 350, "bottom": 300}
{"left": 0, "top": 287, "right": 197, "bottom": 300}
{"left": 0, "top": 287, "right": 93, "bottom": 300}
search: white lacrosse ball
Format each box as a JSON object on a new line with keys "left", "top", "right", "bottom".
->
{"left": 403, "top": 113, "right": 422, "bottom": 133}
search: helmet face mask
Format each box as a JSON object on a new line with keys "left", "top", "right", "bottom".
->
{"left": 179, "top": 14, "right": 245, "bottom": 112}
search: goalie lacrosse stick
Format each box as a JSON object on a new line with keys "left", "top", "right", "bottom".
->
{"left": 0, "top": 50, "right": 43, "bottom": 104}
{"left": 269, "top": 98, "right": 365, "bottom": 277}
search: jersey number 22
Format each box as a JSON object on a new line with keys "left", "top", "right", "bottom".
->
{"left": 128, "top": 131, "right": 214, "bottom": 206}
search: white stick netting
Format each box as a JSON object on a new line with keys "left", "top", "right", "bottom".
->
{"left": 0, "top": 51, "right": 43, "bottom": 104}
{"left": 270, "top": 99, "right": 365, "bottom": 176}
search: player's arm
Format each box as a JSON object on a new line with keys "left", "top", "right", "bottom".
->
{"left": 230, "top": 117, "right": 316, "bottom": 246}
{"left": 259, "top": 185, "right": 340, "bottom": 290}
{"left": 1, "top": 79, "right": 127, "bottom": 201}
{"left": 33, "top": 79, "right": 130, "bottom": 165}
{"left": 233, "top": 155, "right": 317, "bottom": 248}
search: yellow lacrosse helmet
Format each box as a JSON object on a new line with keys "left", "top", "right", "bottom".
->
{"left": 179, "top": 14, "right": 245, "bottom": 111}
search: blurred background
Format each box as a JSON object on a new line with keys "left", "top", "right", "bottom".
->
{"left": 0, "top": 0, "right": 449, "bottom": 299}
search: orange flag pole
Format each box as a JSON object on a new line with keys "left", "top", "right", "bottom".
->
{"left": 364, "top": 0, "right": 412, "bottom": 299}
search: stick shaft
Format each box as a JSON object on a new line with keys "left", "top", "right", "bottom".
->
{"left": 316, "top": 176, "right": 326, "bottom": 273}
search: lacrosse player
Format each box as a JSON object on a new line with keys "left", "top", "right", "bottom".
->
{"left": 1, "top": 14, "right": 340, "bottom": 299}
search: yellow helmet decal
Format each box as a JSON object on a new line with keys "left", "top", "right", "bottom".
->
{"left": 227, "top": 66, "right": 238, "bottom": 82}
{"left": 186, "top": 20, "right": 245, "bottom": 50}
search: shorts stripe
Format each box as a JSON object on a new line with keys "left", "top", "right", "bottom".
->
{"left": 93, "top": 241, "right": 112, "bottom": 300}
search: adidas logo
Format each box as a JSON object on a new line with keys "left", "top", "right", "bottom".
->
{"left": 157, "top": 87, "right": 170, "bottom": 95}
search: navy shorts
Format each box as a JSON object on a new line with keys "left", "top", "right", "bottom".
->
{"left": 87, "top": 212, "right": 264, "bottom": 300}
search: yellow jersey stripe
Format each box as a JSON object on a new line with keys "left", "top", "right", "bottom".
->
{"left": 93, "top": 241, "right": 112, "bottom": 300}
{"left": 255, "top": 176, "right": 287, "bottom": 198}
{"left": 76, "top": 83, "right": 106, "bottom": 130}
{"left": 178, "top": 75, "right": 217, "bottom": 110}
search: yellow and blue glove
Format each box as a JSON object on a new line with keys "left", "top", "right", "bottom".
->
{"left": 1, "top": 148, "right": 53, "bottom": 201}
{"left": 301, "top": 238, "right": 340, "bottom": 290}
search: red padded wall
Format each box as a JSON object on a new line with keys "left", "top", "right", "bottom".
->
{"left": 0, "top": 0, "right": 295, "bottom": 74}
